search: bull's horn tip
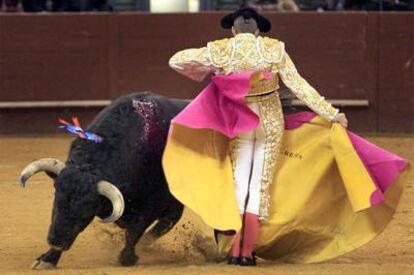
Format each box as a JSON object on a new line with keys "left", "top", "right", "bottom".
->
{"left": 19, "top": 175, "right": 27, "bottom": 188}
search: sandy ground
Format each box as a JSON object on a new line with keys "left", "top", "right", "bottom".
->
{"left": 0, "top": 135, "right": 413, "bottom": 274}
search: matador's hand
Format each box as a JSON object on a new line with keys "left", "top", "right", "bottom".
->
{"left": 333, "top": 113, "right": 348, "bottom": 128}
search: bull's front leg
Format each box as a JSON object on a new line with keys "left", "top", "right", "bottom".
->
{"left": 31, "top": 248, "right": 62, "bottom": 270}
{"left": 119, "top": 218, "right": 155, "bottom": 266}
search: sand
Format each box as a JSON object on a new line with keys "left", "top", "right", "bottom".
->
{"left": 0, "top": 135, "right": 413, "bottom": 274}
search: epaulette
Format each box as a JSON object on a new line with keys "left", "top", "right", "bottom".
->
{"left": 207, "top": 38, "right": 235, "bottom": 67}
{"left": 257, "top": 37, "right": 285, "bottom": 63}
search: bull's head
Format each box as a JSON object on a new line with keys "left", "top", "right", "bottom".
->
{"left": 19, "top": 158, "right": 124, "bottom": 269}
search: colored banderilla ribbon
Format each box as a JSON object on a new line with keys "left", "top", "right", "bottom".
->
{"left": 58, "top": 116, "right": 103, "bottom": 143}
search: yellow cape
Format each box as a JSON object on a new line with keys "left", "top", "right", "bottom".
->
{"left": 162, "top": 116, "right": 409, "bottom": 263}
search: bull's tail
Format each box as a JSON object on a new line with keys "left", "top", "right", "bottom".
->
{"left": 140, "top": 202, "right": 184, "bottom": 245}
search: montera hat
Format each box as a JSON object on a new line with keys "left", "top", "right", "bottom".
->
{"left": 220, "top": 6, "right": 271, "bottom": 33}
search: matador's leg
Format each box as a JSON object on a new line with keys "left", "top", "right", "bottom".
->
{"left": 228, "top": 116, "right": 255, "bottom": 259}
{"left": 240, "top": 93, "right": 284, "bottom": 261}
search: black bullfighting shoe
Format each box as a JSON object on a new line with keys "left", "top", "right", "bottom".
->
{"left": 239, "top": 255, "right": 257, "bottom": 266}
{"left": 227, "top": 256, "right": 240, "bottom": 265}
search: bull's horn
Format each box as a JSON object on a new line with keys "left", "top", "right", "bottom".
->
{"left": 20, "top": 158, "right": 66, "bottom": 187}
{"left": 97, "top": 181, "right": 125, "bottom": 223}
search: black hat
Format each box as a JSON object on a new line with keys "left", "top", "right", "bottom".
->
{"left": 221, "top": 6, "right": 271, "bottom": 33}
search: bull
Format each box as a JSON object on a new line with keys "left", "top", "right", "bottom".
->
{"left": 19, "top": 92, "right": 188, "bottom": 269}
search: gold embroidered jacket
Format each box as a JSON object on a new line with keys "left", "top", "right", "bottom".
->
{"left": 169, "top": 33, "right": 339, "bottom": 121}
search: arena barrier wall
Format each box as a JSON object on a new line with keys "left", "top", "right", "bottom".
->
{"left": 0, "top": 12, "right": 413, "bottom": 134}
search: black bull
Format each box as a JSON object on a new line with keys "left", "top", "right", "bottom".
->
{"left": 19, "top": 91, "right": 295, "bottom": 269}
{"left": 20, "top": 92, "right": 189, "bottom": 269}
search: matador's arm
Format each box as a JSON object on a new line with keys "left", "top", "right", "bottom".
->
{"left": 277, "top": 51, "right": 339, "bottom": 121}
{"left": 169, "top": 47, "right": 213, "bottom": 82}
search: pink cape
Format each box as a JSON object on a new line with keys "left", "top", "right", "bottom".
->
{"left": 172, "top": 72, "right": 265, "bottom": 138}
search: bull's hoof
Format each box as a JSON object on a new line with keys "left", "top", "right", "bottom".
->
{"left": 31, "top": 259, "right": 56, "bottom": 270}
{"left": 119, "top": 251, "right": 139, "bottom": 266}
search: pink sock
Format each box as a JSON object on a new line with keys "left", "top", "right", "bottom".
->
{"left": 241, "top": 212, "right": 260, "bottom": 258}
{"left": 230, "top": 231, "right": 241, "bottom": 257}
{"left": 230, "top": 214, "right": 244, "bottom": 257}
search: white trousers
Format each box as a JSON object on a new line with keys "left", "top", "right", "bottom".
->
{"left": 232, "top": 102, "right": 266, "bottom": 215}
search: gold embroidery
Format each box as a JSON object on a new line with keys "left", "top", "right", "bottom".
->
{"left": 257, "top": 36, "right": 285, "bottom": 63}
{"left": 246, "top": 93, "right": 284, "bottom": 218}
{"left": 169, "top": 47, "right": 212, "bottom": 81}
{"left": 207, "top": 34, "right": 285, "bottom": 76}
{"left": 169, "top": 47, "right": 211, "bottom": 67}
{"left": 277, "top": 53, "right": 339, "bottom": 121}
{"left": 249, "top": 74, "right": 279, "bottom": 96}
{"left": 169, "top": 33, "right": 287, "bottom": 87}
{"left": 207, "top": 38, "right": 234, "bottom": 67}
{"left": 211, "top": 34, "right": 284, "bottom": 96}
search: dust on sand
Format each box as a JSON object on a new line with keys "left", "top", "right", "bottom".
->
{"left": 0, "top": 135, "right": 413, "bottom": 274}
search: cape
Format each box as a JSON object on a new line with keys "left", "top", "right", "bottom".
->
{"left": 162, "top": 75, "right": 411, "bottom": 263}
